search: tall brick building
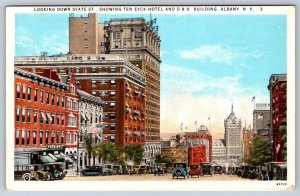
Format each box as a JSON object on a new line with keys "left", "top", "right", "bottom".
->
{"left": 268, "top": 74, "right": 287, "bottom": 162}
{"left": 69, "top": 13, "right": 161, "bottom": 165}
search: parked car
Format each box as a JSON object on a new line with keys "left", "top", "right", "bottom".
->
{"left": 172, "top": 163, "right": 189, "bottom": 179}
{"left": 200, "top": 163, "right": 213, "bottom": 176}
{"left": 267, "top": 162, "right": 287, "bottom": 180}
{"left": 81, "top": 166, "right": 107, "bottom": 176}
{"left": 189, "top": 165, "right": 201, "bottom": 178}
{"left": 154, "top": 163, "right": 167, "bottom": 176}
{"left": 213, "top": 166, "right": 223, "bottom": 175}
{"left": 227, "top": 167, "right": 235, "bottom": 175}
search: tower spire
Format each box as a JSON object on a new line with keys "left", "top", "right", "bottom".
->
{"left": 231, "top": 102, "right": 234, "bottom": 113}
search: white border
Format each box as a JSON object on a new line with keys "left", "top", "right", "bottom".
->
{"left": 6, "top": 6, "right": 295, "bottom": 191}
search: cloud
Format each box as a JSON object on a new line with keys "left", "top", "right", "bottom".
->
{"left": 160, "top": 63, "right": 269, "bottom": 138}
{"left": 179, "top": 45, "right": 264, "bottom": 65}
{"left": 16, "top": 27, "right": 68, "bottom": 56}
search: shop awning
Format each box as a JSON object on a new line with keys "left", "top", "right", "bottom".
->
{"left": 41, "top": 112, "right": 47, "bottom": 121}
{"left": 46, "top": 112, "right": 52, "bottom": 122}
{"left": 81, "top": 112, "right": 87, "bottom": 120}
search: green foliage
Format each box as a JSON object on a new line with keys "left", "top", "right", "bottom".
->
{"left": 121, "top": 144, "right": 144, "bottom": 165}
{"left": 249, "top": 137, "right": 272, "bottom": 165}
{"left": 154, "top": 154, "right": 175, "bottom": 168}
{"left": 92, "top": 142, "right": 120, "bottom": 164}
{"left": 279, "top": 119, "right": 287, "bottom": 161}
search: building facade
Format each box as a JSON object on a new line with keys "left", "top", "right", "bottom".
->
{"left": 15, "top": 54, "right": 146, "bottom": 150}
{"left": 253, "top": 103, "right": 271, "bottom": 138}
{"left": 69, "top": 14, "right": 161, "bottom": 165}
{"left": 268, "top": 74, "right": 287, "bottom": 162}
{"left": 78, "top": 89, "right": 104, "bottom": 168}
{"left": 14, "top": 68, "right": 67, "bottom": 154}
{"left": 242, "top": 127, "right": 254, "bottom": 163}
{"left": 184, "top": 125, "right": 213, "bottom": 163}
{"left": 224, "top": 104, "right": 243, "bottom": 164}
{"left": 212, "top": 139, "right": 226, "bottom": 165}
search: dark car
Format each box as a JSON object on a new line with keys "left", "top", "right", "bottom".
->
{"left": 172, "top": 163, "right": 189, "bottom": 179}
{"left": 227, "top": 167, "right": 235, "bottom": 175}
{"left": 200, "top": 163, "right": 213, "bottom": 176}
{"left": 154, "top": 163, "right": 167, "bottom": 176}
{"left": 267, "top": 162, "right": 287, "bottom": 180}
{"left": 189, "top": 165, "right": 200, "bottom": 178}
{"left": 213, "top": 166, "right": 223, "bottom": 175}
{"left": 81, "top": 166, "right": 107, "bottom": 176}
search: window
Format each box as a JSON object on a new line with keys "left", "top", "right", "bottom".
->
{"left": 46, "top": 92, "right": 49, "bottom": 104}
{"left": 57, "top": 95, "right": 60, "bottom": 106}
{"left": 26, "top": 130, "right": 30, "bottom": 145}
{"left": 22, "top": 85, "right": 26, "bottom": 99}
{"left": 92, "top": 67, "right": 96, "bottom": 73}
{"left": 110, "top": 113, "right": 116, "bottom": 120}
{"left": 16, "top": 84, "right": 20, "bottom": 98}
{"left": 62, "top": 96, "right": 65, "bottom": 107}
{"left": 92, "top": 80, "right": 96, "bottom": 87}
{"left": 40, "top": 131, "right": 43, "bottom": 145}
{"left": 56, "top": 114, "right": 60, "bottom": 125}
{"left": 74, "top": 133, "right": 77, "bottom": 144}
{"left": 90, "top": 114, "right": 93, "bottom": 124}
{"left": 56, "top": 131, "right": 60, "bottom": 143}
{"left": 113, "top": 31, "right": 120, "bottom": 39}
{"left": 134, "top": 30, "right": 142, "bottom": 39}
{"left": 15, "top": 129, "right": 20, "bottom": 145}
{"left": 61, "top": 132, "right": 64, "bottom": 144}
{"left": 52, "top": 113, "right": 55, "bottom": 125}
{"left": 67, "top": 132, "right": 71, "bottom": 143}
{"left": 21, "top": 130, "right": 25, "bottom": 145}
{"left": 33, "top": 130, "right": 37, "bottom": 145}
{"left": 61, "top": 114, "right": 65, "bottom": 125}
{"left": 68, "top": 114, "right": 76, "bottom": 126}
{"left": 67, "top": 100, "right": 72, "bottom": 109}
{"left": 51, "top": 93, "right": 55, "bottom": 105}
{"left": 71, "top": 85, "right": 75, "bottom": 94}
{"left": 51, "top": 131, "right": 55, "bottom": 144}
{"left": 34, "top": 110, "right": 38, "bottom": 123}
{"left": 45, "top": 131, "right": 49, "bottom": 144}
{"left": 34, "top": 89, "right": 38, "bottom": 102}
{"left": 110, "top": 102, "right": 116, "bottom": 108}
{"left": 40, "top": 111, "right": 45, "bottom": 124}
{"left": 27, "top": 87, "right": 31, "bottom": 101}
{"left": 22, "top": 108, "right": 26, "bottom": 123}
{"left": 110, "top": 80, "right": 115, "bottom": 85}
{"left": 27, "top": 108, "right": 31, "bottom": 123}
{"left": 40, "top": 90, "right": 44, "bottom": 103}
{"left": 16, "top": 106, "right": 20, "bottom": 122}
{"left": 74, "top": 101, "right": 78, "bottom": 110}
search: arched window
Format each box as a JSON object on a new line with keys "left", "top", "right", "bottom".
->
{"left": 15, "top": 129, "right": 20, "bottom": 145}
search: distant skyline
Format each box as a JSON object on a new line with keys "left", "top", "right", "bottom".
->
{"left": 15, "top": 13, "right": 287, "bottom": 139}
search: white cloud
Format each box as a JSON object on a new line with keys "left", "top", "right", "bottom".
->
{"left": 160, "top": 63, "right": 269, "bottom": 138}
{"left": 179, "top": 45, "right": 264, "bottom": 65}
{"left": 16, "top": 27, "right": 68, "bottom": 56}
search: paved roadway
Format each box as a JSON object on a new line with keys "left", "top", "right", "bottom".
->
{"left": 64, "top": 174, "right": 255, "bottom": 181}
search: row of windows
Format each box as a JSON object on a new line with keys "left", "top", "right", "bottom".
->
{"left": 16, "top": 106, "right": 65, "bottom": 125}
{"left": 67, "top": 99, "right": 78, "bottom": 110}
{"left": 16, "top": 84, "right": 65, "bottom": 107}
{"left": 124, "top": 135, "right": 144, "bottom": 144}
{"left": 15, "top": 129, "right": 78, "bottom": 146}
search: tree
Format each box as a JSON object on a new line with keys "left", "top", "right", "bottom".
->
{"left": 248, "top": 137, "right": 272, "bottom": 165}
{"left": 279, "top": 119, "right": 287, "bottom": 161}
{"left": 83, "top": 132, "right": 94, "bottom": 166}
{"left": 121, "top": 144, "right": 144, "bottom": 165}
{"left": 154, "top": 153, "right": 175, "bottom": 168}
{"left": 93, "top": 142, "right": 120, "bottom": 164}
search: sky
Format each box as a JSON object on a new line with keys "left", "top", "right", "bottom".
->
{"left": 15, "top": 13, "right": 287, "bottom": 139}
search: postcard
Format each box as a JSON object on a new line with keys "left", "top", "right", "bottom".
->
{"left": 6, "top": 5, "right": 295, "bottom": 191}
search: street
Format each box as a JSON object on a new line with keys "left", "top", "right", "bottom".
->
{"left": 63, "top": 174, "right": 255, "bottom": 181}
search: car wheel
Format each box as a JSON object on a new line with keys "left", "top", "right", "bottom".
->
{"left": 82, "top": 172, "right": 86, "bottom": 176}
{"left": 22, "top": 173, "right": 31, "bottom": 181}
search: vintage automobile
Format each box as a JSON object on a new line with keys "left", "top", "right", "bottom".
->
{"left": 200, "top": 163, "right": 213, "bottom": 176}
{"left": 172, "top": 163, "right": 189, "bottom": 179}
{"left": 81, "top": 166, "right": 107, "bottom": 176}
{"left": 267, "top": 162, "right": 287, "bottom": 180}
{"left": 138, "top": 165, "right": 148, "bottom": 175}
{"left": 213, "top": 166, "right": 223, "bottom": 175}
{"left": 189, "top": 165, "right": 201, "bottom": 178}
{"left": 227, "top": 166, "right": 236, "bottom": 175}
{"left": 154, "top": 163, "right": 167, "bottom": 176}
